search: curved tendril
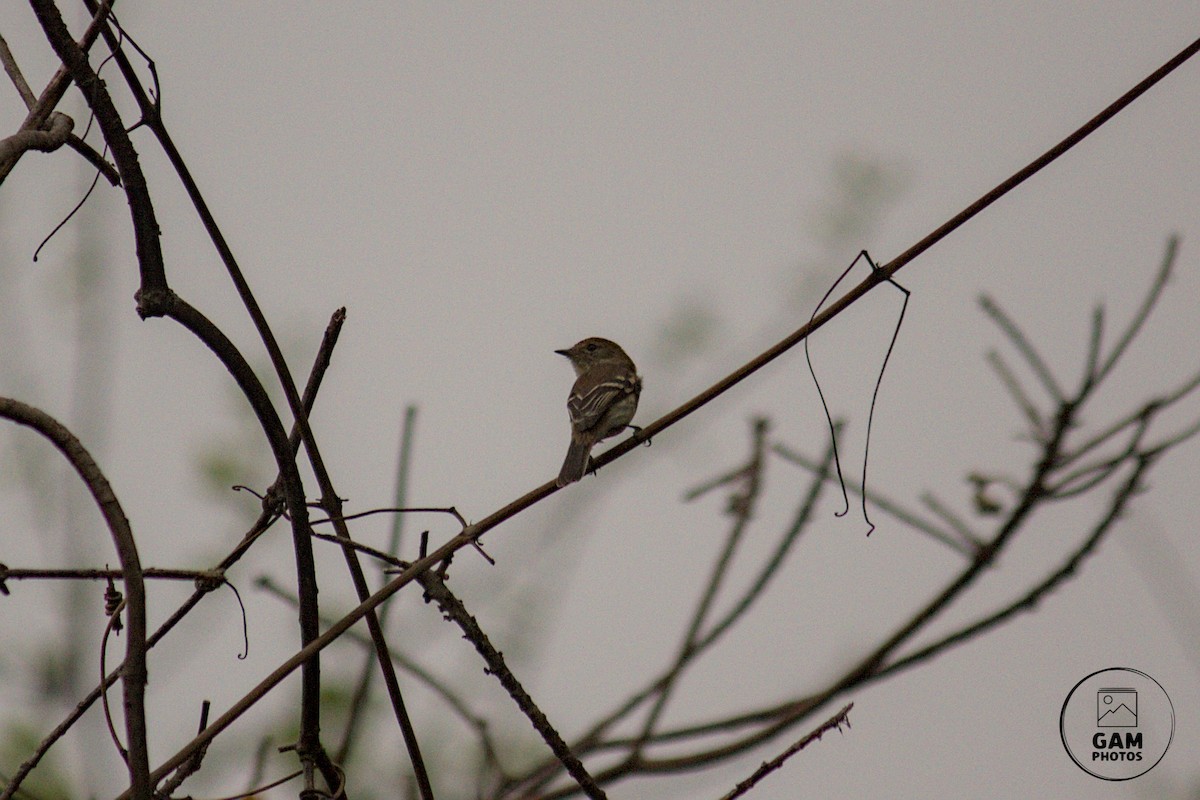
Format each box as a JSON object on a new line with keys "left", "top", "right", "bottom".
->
{"left": 806, "top": 251, "right": 873, "bottom": 518}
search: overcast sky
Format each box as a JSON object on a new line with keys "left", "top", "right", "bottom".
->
{"left": 2, "top": 4, "right": 1200, "bottom": 799}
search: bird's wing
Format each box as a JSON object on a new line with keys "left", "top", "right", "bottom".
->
{"left": 568, "top": 366, "right": 639, "bottom": 433}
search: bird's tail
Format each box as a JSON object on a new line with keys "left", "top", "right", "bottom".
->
{"left": 556, "top": 438, "right": 591, "bottom": 487}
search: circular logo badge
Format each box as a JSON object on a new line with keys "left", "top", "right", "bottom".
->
{"left": 1060, "top": 667, "right": 1173, "bottom": 780}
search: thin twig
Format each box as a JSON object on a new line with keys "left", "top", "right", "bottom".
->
{"left": 63, "top": 134, "right": 121, "bottom": 184}
{"left": 772, "top": 442, "right": 971, "bottom": 555}
{"left": 0, "top": 566, "right": 221, "bottom": 583}
{"left": 636, "top": 419, "right": 769, "bottom": 752}
{"left": 985, "top": 349, "right": 1045, "bottom": 440}
{"left": 256, "top": 575, "right": 509, "bottom": 778}
{"left": 388, "top": 406, "right": 420, "bottom": 559}
{"left": 0, "top": 0, "right": 113, "bottom": 184}
{"left": 1061, "top": 368, "right": 1200, "bottom": 469}
{"left": 0, "top": 32, "right": 37, "bottom": 106}
{"left": 717, "top": 703, "right": 852, "bottom": 800}
{"left": 1089, "top": 235, "right": 1177, "bottom": 389}
{"left": 979, "top": 295, "right": 1065, "bottom": 403}
{"left": 1081, "top": 304, "right": 1105, "bottom": 392}
{"left": 157, "top": 701, "right": 213, "bottom": 796}
{"left": 918, "top": 492, "right": 984, "bottom": 551}
{"left": 418, "top": 572, "right": 607, "bottom": 800}
{"left": 310, "top": 506, "right": 466, "bottom": 528}
{"left": 309, "top": 532, "right": 408, "bottom": 569}
{"left": 338, "top": 405, "right": 420, "bottom": 766}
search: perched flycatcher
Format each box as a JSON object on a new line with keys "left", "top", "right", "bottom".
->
{"left": 555, "top": 337, "right": 641, "bottom": 487}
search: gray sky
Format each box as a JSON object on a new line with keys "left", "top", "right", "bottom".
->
{"left": 2, "top": 3, "right": 1199, "bottom": 798}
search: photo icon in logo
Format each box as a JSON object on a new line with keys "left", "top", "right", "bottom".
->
{"left": 1097, "top": 688, "right": 1137, "bottom": 727}
{"left": 1061, "top": 668, "right": 1173, "bottom": 780}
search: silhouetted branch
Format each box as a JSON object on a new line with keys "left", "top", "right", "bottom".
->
{"left": 1087, "top": 235, "right": 1177, "bottom": 389}
{"left": 506, "top": 427, "right": 836, "bottom": 798}
{"left": 338, "top": 406, "right": 420, "bottom": 767}
{"left": 0, "top": 566, "right": 222, "bottom": 583}
{"left": 0, "top": 397, "right": 148, "bottom": 799}
{"left": 0, "top": 308, "right": 345, "bottom": 800}
{"left": 636, "top": 418, "right": 770, "bottom": 752}
{"left": 717, "top": 703, "right": 852, "bottom": 800}
{"left": 0, "top": 0, "right": 112, "bottom": 184}
{"left": 256, "top": 574, "right": 511, "bottom": 782}
{"left": 417, "top": 572, "right": 607, "bottom": 800}
{"left": 0, "top": 32, "right": 37, "bottom": 105}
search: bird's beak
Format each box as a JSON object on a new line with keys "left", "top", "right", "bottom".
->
{"left": 554, "top": 348, "right": 570, "bottom": 357}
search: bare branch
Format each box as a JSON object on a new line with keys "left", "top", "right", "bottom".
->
{"left": 636, "top": 418, "right": 770, "bottom": 751}
{"left": 985, "top": 349, "right": 1045, "bottom": 440}
{"left": 338, "top": 405, "right": 420, "bottom": 767}
{"left": 256, "top": 575, "right": 511, "bottom": 781}
{"left": 717, "top": 704, "right": 852, "bottom": 800}
{"left": 0, "top": 0, "right": 113, "bottom": 183}
{"left": 0, "top": 565, "right": 222, "bottom": 583}
{"left": 0, "top": 309, "right": 345, "bottom": 799}
{"left": 0, "top": 32, "right": 37, "bottom": 106}
{"left": 1090, "top": 235, "right": 1178, "bottom": 388}
{"left": 0, "top": 398, "right": 148, "bottom": 798}
{"left": 418, "top": 572, "right": 607, "bottom": 800}
{"left": 773, "top": 441, "right": 972, "bottom": 554}
{"left": 979, "top": 294, "right": 1065, "bottom": 403}
{"left": 872, "top": 453, "right": 1154, "bottom": 684}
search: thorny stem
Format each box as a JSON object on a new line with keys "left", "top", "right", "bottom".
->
{"left": 418, "top": 572, "right": 607, "bottom": 800}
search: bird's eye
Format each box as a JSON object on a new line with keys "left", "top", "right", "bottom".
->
{"left": 586, "top": 343, "right": 597, "bottom": 351}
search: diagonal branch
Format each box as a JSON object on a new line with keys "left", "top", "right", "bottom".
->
{"left": 870, "top": 454, "right": 1156, "bottom": 686}
{"left": 417, "top": 572, "right": 607, "bottom": 800}
{"left": 591, "top": 34, "right": 1200, "bottom": 478}
{"left": 717, "top": 703, "right": 853, "bottom": 800}
{"left": 1088, "top": 235, "right": 1178, "bottom": 390}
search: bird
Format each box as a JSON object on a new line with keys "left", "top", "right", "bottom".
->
{"left": 554, "top": 337, "right": 641, "bottom": 487}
